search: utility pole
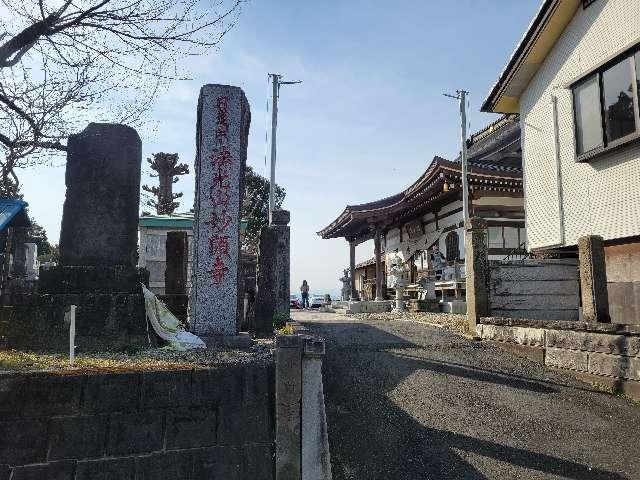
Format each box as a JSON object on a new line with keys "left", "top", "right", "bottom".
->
{"left": 268, "top": 73, "right": 301, "bottom": 224}
{"left": 444, "top": 90, "right": 470, "bottom": 223}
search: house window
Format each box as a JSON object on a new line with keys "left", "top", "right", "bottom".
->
{"left": 445, "top": 231, "right": 459, "bottom": 260}
{"left": 572, "top": 45, "right": 640, "bottom": 158}
{"left": 487, "top": 225, "right": 526, "bottom": 250}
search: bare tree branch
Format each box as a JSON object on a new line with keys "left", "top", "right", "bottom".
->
{"left": 0, "top": 0, "right": 245, "bottom": 197}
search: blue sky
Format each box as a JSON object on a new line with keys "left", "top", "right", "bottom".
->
{"left": 21, "top": 0, "right": 540, "bottom": 297}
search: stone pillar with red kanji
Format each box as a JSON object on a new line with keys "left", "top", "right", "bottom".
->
{"left": 192, "top": 84, "right": 251, "bottom": 336}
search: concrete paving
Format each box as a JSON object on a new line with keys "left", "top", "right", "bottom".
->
{"left": 292, "top": 310, "right": 640, "bottom": 480}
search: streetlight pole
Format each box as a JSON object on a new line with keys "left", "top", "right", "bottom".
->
{"left": 267, "top": 73, "right": 301, "bottom": 224}
{"left": 268, "top": 74, "right": 279, "bottom": 225}
{"left": 445, "top": 90, "right": 470, "bottom": 223}
{"left": 459, "top": 90, "right": 470, "bottom": 223}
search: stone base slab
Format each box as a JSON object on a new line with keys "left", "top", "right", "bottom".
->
{"left": 407, "top": 299, "right": 439, "bottom": 313}
{"left": 440, "top": 301, "right": 467, "bottom": 314}
{"left": 346, "top": 300, "right": 392, "bottom": 314}
{"left": 200, "top": 332, "right": 254, "bottom": 349}
{"left": 39, "top": 265, "right": 149, "bottom": 294}
{"left": 0, "top": 293, "right": 154, "bottom": 351}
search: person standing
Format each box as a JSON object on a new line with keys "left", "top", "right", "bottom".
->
{"left": 300, "top": 280, "right": 310, "bottom": 309}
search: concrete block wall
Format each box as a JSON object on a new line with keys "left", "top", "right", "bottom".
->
{"left": 478, "top": 317, "right": 640, "bottom": 399}
{"left": 0, "top": 365, "right": 275, "bottom": 479}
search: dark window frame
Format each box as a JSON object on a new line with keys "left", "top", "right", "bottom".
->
{"left": 445, "top": 231, "right": 459, "bottom": 261}
{"left": 487, "top": 225, "right": 526, "bottom": 250}
{"left": 572, "top": 43, "right": 640, "bottom": 162}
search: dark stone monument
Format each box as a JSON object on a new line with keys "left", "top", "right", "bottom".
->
{"left": 254, "top": 225, "right": 278, "bottom": 336}
{"left": 165, "top": 231, "right": 188, "bottom": 295}
{"left": 160, "top": 231, "right": 189, "bottom": 324}
{"left": 60, "top": 123, "right": 141, "bottom": 267}
{"left": 3, "top": 123, "right": 153, "bottom": 351}
{"left": 40, "top": 123, "right": 146, "bottom": 294}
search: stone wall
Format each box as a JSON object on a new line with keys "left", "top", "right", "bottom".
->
{"left": 0, "top": 365, "right": 274, "bottom": 479}
{"left": 477, "top": 317, "right": 640, "bottom": 400}
{"left": 488, "top": 259, "right": 580, "bottom": 321}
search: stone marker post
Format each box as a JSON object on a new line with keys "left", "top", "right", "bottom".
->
{"left": 192, "top": 84, "right": 250, "bottom": 336}
{"left": 301, "top": 337, "right": 332, "bottom": 480}
{"left": 578, "top": 235, "right": 610, "bottom": 323}
{"left": 165, "top": 231, "right": 188, "bottom": 295}
{"left": 276, "top": 335, "right": 303, "bottom": 480}
{"left": 255, "top": 225, "right": 278, "bottom": 336}
{"left": 273, "top": 210, "right": 291, "bottom": 318}
{"left": 465, "top": 217, "right": 489, "bottom": 335}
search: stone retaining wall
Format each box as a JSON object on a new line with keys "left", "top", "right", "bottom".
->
{"left": 478, "top": 317, "right": 640, "bottom": 399}
{"left": 0, "top": 364, "right": 274, "bottom": 479}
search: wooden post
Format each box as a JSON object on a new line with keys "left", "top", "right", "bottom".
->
{"left": 465, "top": 217, "right": 488, "bottom": 336}
{"left": 349, "top": 239, "right": 359, "bottom": 301}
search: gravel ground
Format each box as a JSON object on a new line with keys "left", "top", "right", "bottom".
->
{"left": 349, "top": 311, "right": 469, "bottom": 335}
{"left": 292, "top": 310, "right": 640, "bottom": 480}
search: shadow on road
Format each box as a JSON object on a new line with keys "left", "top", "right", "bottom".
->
{"left": 302, "top": 320, "right": 629, "bottom": 480}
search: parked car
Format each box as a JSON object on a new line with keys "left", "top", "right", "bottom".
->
{"left": 310, "top": 295, "right": 325, "bottom": 308}
{"left": 290, "top": 295, "right": 301, "bottom": 309}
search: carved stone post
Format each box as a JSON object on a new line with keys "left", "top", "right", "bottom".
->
{"left": 374, "top": 230, "right": 384, "bottom": 301}
{"left": 578, "top": 235, "right": 610, "bottom": 323}
{"left": 465, "top": 217, "right": 489, "bottom": 335}
{"left": 273, "top": 210, "right": 291, "bottom": 318}
{"left": 192, "top": 84, "right": 250, "bottom": 336}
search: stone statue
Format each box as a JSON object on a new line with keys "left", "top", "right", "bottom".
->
{"left": 388, "top": 254, "right": 408, "bottom": 289}
{"left": 388, "top": 254, "right": 408, "bottom": 312}
{"left": 339, "top": 268, "right": 351, "bottom": 301}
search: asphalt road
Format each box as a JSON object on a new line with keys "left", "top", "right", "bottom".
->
{"left": 292, "top": 310, "right": 640, "bottom": 480}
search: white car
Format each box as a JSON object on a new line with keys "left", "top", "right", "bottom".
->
{"left": 309, "top": 295, "right": 325, "bottom": 308}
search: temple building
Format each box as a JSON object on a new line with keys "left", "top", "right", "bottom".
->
{"left": 319, "top": 115, "right": 525, "bottom": 310}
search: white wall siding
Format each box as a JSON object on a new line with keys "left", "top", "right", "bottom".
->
{"left": 520, "top": 0, "right": 640, "bottom": 249}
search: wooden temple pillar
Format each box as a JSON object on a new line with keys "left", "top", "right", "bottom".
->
{"left": 374, "top": 229, "right": 384, "bottom": 301}
{"left": 348, "top": 238, "right": 359, "bottom": 301}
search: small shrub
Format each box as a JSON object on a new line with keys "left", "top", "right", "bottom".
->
{"left": 272, "top": 313, "right": 289, "bottom": 330}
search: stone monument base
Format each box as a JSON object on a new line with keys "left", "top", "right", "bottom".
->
{"left": 39, "top": 265, "right": 149, "bottom": 294}
{"left": 0, "top": 293, "right": 155, "bottom": 351}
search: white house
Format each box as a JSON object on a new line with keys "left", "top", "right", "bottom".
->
{"left": 482, "top": 0, "right": 640, "bottom": 323}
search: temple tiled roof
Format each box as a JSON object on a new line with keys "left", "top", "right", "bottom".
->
{"left": 318, "top": 116, "right": 523, "bottom": 241}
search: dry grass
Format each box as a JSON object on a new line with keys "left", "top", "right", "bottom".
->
{"left": 0, "top": 340, "right": 274, "bottom": 375}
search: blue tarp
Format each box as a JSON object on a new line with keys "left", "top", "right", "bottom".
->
{"left": 0, "top": 199, "right": 28, "bottom": 231}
